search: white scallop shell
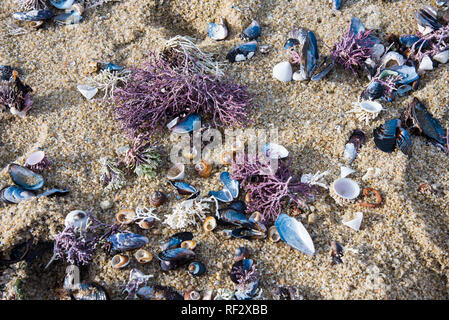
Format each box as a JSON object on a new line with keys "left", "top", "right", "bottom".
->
{"left": 64, "top": 210, "right": 88, "bottom": 229}
{"left": 432, "top": 50, "right": 449, "bottom": 64}
{"left": 273, "top": 61, "right": 293, "bottom": 82}
{"left": 25, "top": 150, "right": 45, "bottom": 166}
{"left": 342, "top": 212, "right": 363, "bottom": 231}
{"left": 166, "top": 163, "right": 185, "bottom": 180}
{"left": 418, "top": 55, "right": 433, "bottom": 71}
{"left": 360, "top": 100, "right": 383, "bottom": 113}
{"left": 77, "top": 84, "right": 98, "bottom": 100}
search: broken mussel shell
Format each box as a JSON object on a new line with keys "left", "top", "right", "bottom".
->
{"left": 168, "top": 113, "right": 201, "bottom": 133}
{"left": 261, "top": 143, "right": 289, "bottom": 159}
{"left": 227, "top": 41, "right": 257, "bottom": 63}
{"left": 111, "top": 254, "right": 130, "bottom": 269}
{"left": 158, "top": 248, "right": 195, "bottom": 271}
{"left": 209, "top": 171, "right": 239, "bottom": 202}
{"left": 13, "top": 10, "right": 54, "bottom": 22}
{"left": 50, "top": 0, "right": 75, "bottom": 9}
{"left": 231, "top": 227, "right": 266, "bottom": 240}
{"left": 137, "top": 285, "right": 183, "bottom": 300}
{"left": 401, "top": 97, "right": 446, "bottom": 146}
{"left": 8, "top": 163, "right": 44, "bottom": 190}
{"left": 330, "top": 178, "right": 361, "bottom": 205}
{"left": 415, "top": 6, "right": 441, "bottom": 33}
{"left": 344, "top": 130, "right": 366, "bottom": 164}
{"left": 53, "top": 6, "right": 83, "bottom": 25}
{"left": 207, "top": 17, "right": 228, "bottom": 41}
{"left": 330, "top": 241, "right": 344, "bottom": 265}
{"left": 361, "top": 80, "right": 384, "bottom": 101}
{"left": 161, "top": 231, "right": 194, "bottom": 251}
{"left": 107, "top": 232, "right": 149, "bottom": 255}
{"left": 228, "top": 200, "right": 247, "bottom": 213}
{"left": 70, "top": 282, "right": 109, "bottom": 300}
{"left": 169, "top": 181, "right": 200, "bottom": 200}
{"left": 234, "top": 246, "right": 250, "bottom": 262}
{"left": 188, "top": 261, "right": 206, "bottom": 276}
{"left": 275, "top": 213, "right": 315, "bottom": 255}
{"left": 373, "top": 119, "right": 413, "bottom": 155}
{"left": 0, "top": 186, "right": 35, "bottom": 204}
{"left": 240, "top": 20, "right": 261, "bottom": 41}
{"left": 134, "top": 249, "right": 153, "bottom": 264}
{"left": 150, "top": 191, "right": 167, "bottom": 207}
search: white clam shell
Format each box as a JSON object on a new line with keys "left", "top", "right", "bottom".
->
{"left": 273, "top": 61, "right": 292, "bottom": 82}
{"left": 343, "top": 212, "right": 363, "bottom": 231}
{"left": 167, "top": 163, "right": 185, "bottom": 180}
{"left": 292, "top": 70, "right": 307, "bottom": 81}
{"left": 360, "top": 100, "right": 383, "bottom": 113}
{"left": 340, "top": 166, "right": 355, "bottom": 178}
{"left": 262, "top": 143, "right": 289, "bottom": 159}
{"left": 343, "top": 143, "right": 356, "bottom": 162}
{"left": 380, "top": 51, "right": 405, "bottom": 68}
{"left": 432, "top": 50, "right": 449, "bottom": 64}
{"left": 418, "top": 55, "right": 433, "bottom": 71}
{"left": 25, "top": 150, "right": 45, "bottom": 166}
{"left": 64, "top": 210, "right": 88, "bottom": 229}
{"left": 77, "top": 84, "right": 98, "bottom": 100}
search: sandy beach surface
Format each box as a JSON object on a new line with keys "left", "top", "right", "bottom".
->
{"left": 0, "top": 0, "right": 449, "bottom": 300}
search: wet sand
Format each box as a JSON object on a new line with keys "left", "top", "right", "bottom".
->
{"left": 1, "top": 0, "right": 449, "bottom": 299}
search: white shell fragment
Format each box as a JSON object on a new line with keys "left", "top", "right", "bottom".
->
{"left": 362, "top": 167, "right": 382, "bottom": 181}
{"left": 343, "top": 143, "right": 356, "bottom": 163}
{"left": 342, "top": 212, "right": 363, "bottom": 231}
{"left": 167, "top": 163, "right": 185, "bottom": 180}
{"left": 340, "top": 166, "right": 355, "bottom": 178}
{"left": 360, "top": 100, "right": 383, "bottom": 113}
{"left": 64, "top": 210, "right": 88, "bottom": 229}
{"left": 380, "top": 51, "right": 405, "bottom": 68}
{"left": 272, "top": 61, "right": 293, "bottom": 82}
{"left": 77, "top": 84, "right": 98, "bottom": 100}
{"left": 418, "top": 55, "right": 433, "bottom": 72}
{"left": 262, "top": 143, "right": 289, "bottom": 159}
{"left": 275, "top": 213, "right": 315, "bottom": 255}
{"left": 432, "top": 50, "right": 449, "bottom": 64}
{"left": 25, "top": 150, "right": 45, "bottom": 166}
{"left": 292, "top": 70, "right": 307, "bottom": 81}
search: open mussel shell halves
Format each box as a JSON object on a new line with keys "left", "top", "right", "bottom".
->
{"left": 220, "top": 172, "right": 239, "bottom": 199}
{"left": 8, "top": 164, "right": 44, "bottom": 190}
{"left": 70, "top": 282, "right": 109, "bottom": 300}
{"left": 169, "top": 113, "right": 201, "bottom": 133}
{"left": 373, "top": 119, "right": 400, "bottom": 153}
{"left": 107, "top": 232, "right": 149, "bottom": 255}
{"left": 275, "top": 213, "right": 315, "bottom": 255}
{"left": 0, "top": 186, "right": 35, "bottom": 204}
{"left": 396, "top": 128, "right": 413, "bottom": 156}
{"left": 13, "top": 10, "right": 54, "bottom": 21}
{"left": 169, "top": 181, "right": 200, "bottom": 199}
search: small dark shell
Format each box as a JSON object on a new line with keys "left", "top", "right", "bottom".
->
{"left": 169, "top": 181, "right": 200, "bottom": 200}
{"left": 330, "top": 241, "right": 344, "bottom": 265}
{"left": 70, "top": 282, "right": 109, "bottom": 300}
{"left": 396, "top": 128, "right": 413, "bottom": 156}
{"left": 150, "top": 191, "right": 167, "bottom": 207}
{"left": 226, "top": 41, "right": 257, "bottom": 63}
{"left": 230, "top": 259, "right": 254, "bottom": 283}
{"left": 361, "top": 81, "right": 384, "bottom": 101}
{"left": 234, "top": 246, "right": 250, "bottom": 262}
{"left": 13, "top": 10, "right": 54, "bottom": 21}
{"left": 373, "top": 119, "right": 400, "bottom": 153}
{"left": 188, "top": 261, "right": 206, "bottom": 276}
{"left": 1, "top": 65, "right": 14, "bottom": 81}
{"left": 231, "top": 227, "right": 266, "bottom": 240}
{"left": 228, "top": 200, "right": 247, "bottom": 213}
{"left": 347, "top": 130, "right": 366, "bottom": 152}
{"left": 158, "top": 248, "right": 195, "bottom": 264}
{"left": 218, "top": 208, "right": 249, "bottom": 226}
{"left": 161, "top": 231, "right": 193, "bottom": 251}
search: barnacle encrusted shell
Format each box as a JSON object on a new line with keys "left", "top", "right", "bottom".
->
{"left": 330, "top": 178, "right": 361, "bottom": 205}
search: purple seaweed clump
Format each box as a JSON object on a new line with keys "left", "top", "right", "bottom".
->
{"left": 50, "top": 212, "right": 119, "bottom": 266}
{"left": 118, "top": 135, "right": 161, "bottom": 177}
{"left": 331, "top": 28, "right": 375, "bottom": 73}
{"left": 410, "top": 24, "right": 449, "bottom": 63}
{"left": 113, "top": 50, "right": 254, "bottom": 137}
{"left": 231, "top": 155, "right": 317, "bottom": 224}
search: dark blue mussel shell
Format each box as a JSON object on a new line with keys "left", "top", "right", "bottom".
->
{"left": 169, "top": 181, "right": 200, "bottom": 199}
{"left": 361, "top": 81, "right": 384, "bottom": 101}
{"left": 218, "top": 208, "right": 250, "bottom": 226}
{"left": 137, "top": 285, "right": 183, "bottom": 300}
{"left": 8, "top": 164, "right": 44, "bottom": 191}
{"left": 107, "top": 232, "right": 149, "bottom": 255}
{"left": 54, "top": 10, "right": 83, "bottom": 25}
{"left": 0, "top": 186, "right": 35, "bottom": 204}
{"left": 334, "top": 0, "right": 342, "bottom": 10}
{"left": 415, "top": 8, "right": 441, "bottom": 31}
{"left": 411, "top": 98, "right": 446, "bottom": 145}
{"left": 349, "top": 17, "right": 380, "bottom": 46}
{"left": 170, "top": 113, "right": 201, "bottom": 133}
{"left": 230, "top": 258, "right": 254, "bottom": 283}
{"left": 50, "top": 0, "right": 75, "bottom": 9}
{"left": 373, "top": 119, "right": 400, "bottom": 153}
{"left": 231, "top": 227, "right": 266, "bottom": 240}
{"left": 226, "top": 41, "right": 257, "bottom": 63}
{"left": 220, "top": 172, "right": 239, "bottom": 199}
{"left": 13, "top": 10, "right": 54, "bottom": 21}
{"left": 158, "top": 248, "right": 195, "bottom": 271}
{"left": 399, "top": 35, "right": 429, "bottom": 49}
{"left": 161, "top": 231, "right": 193, "bottom": 251}
{"left": 240, "top": 20, "right": 261, "bottom": 41}
{"left": 208, "top": 189, "right": 233, "bottom": 202}
{"left": 396, "top": 128, "right": 413, "bottom": 156}
{"left": 70, "top": 282, "right": 109, "bottom": 300}
{"left": 228, "top": 200, "right": 247, "bottom": 213}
